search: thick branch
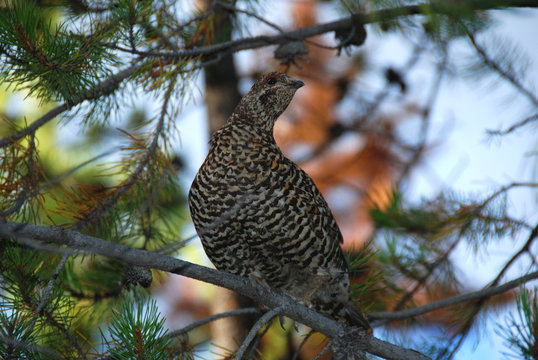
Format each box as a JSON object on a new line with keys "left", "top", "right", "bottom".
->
{"left": 128, "top": 0, "right": 538, "bottom": 60}
{"left": 0, "top": 221, "right": 429, "bottom": 360}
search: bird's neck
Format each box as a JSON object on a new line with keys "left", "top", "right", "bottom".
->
{"left": 227, "top": 113, "right": 276, "bottom": 140}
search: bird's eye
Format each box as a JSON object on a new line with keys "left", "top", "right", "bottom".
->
{"left": 266, "top": 76, "right": 277, "bottom": 85}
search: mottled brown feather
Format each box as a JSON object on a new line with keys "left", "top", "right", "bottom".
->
{"left": 188, "top": 72, "right": 370, "bottom": 330}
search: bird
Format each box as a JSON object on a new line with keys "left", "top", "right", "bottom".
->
{"left": 188, "top": 72, "right": 370, "bottom": 331}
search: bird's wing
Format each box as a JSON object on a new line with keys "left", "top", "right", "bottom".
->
{"left": 283, "top": 161, "right": 349, "bottom": 271}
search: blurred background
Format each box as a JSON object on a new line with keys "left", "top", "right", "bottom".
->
{"left": 1, "top": 0, "right": 537, "bottom": 359}
{"left": 160, "top": 2, "right": 538, "bottom": 358}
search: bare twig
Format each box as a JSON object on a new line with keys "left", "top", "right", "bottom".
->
{"left": 27, "top": 251, "right": 72, "bottom": 332}
{"left": 236, "top": 306, "right": 283, "bottom": 360}
{"left": 155, "top": 233, "right": 198, "bottom": 255}
{"left": 487, "top": 113, "right": 538, "bottom": 136}
{"left": 479, "top": 182, "right": 538, "bottom": 211}
{"left": 392, "top": 236, "right": 460, "bottom": 311}
{"left": 370, "top": 270, "right": 538, "bottom": 322}
{"left": 246, "top": 320, "right": 273, "bottom": 359}
{"left": 296, "top": 41, "right": 425, "bottom": 166}
{"left": 491, "top": 223, "right": 538, "bottom": 287}
{"left": 168, "top": 308, "right": 265, "bottom": 337}
{"left": 398, "top": 44, "right": 448, "bottom": 183}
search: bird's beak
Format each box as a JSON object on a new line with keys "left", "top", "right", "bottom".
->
{"left": 290, "top": 79, "right": 305, "bottom": 89}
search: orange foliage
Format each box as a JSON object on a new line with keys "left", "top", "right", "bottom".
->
{"left": 274, "top": 0, "right": 397, "bottom": 248}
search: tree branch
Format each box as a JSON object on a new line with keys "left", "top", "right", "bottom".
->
{"left": 0, "top": 64, "right": 140, "bottom": 148}
{"left": 464, "top": 27, "right": 538, "bottom": 107}
{"left": 1, "top": 0, "right": 534, "bottom": 150}
{"left": 115, "top": 1, "right": 538, "bottom": 61}
{"left": 487, "top": 113, "right": 538, "bottom": 136}
{"left": 370, "top": 269, "right": 538, "bottom": 322}
{"left": 0, "top": 335, "right": 61, "bottom": 359}
{"left": 0, "top": 220, "right": 430, "bottom": 360}
{"left": 236, "top": 306, "right": 283, "bottom": 360}
{"left": 71, "top": 73, "right": 176, "bottom": 230}
{"left": 168, "top": 308, "right": 265, "bottom": 338}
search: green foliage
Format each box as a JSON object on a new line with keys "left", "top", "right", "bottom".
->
{"left": 371, "top": 189, "right": 521, "bottom": 250}
{"left": 0, "top": 241, "right": 79, "bottom": 359}
{"left": 0, "top": 240, "right": 192, "bottom": 359}
{"left": 420, "top": 1, "right": 489, "bottom": 41}
{"left": 370, "top": 188, "right": 525, "bottom": 314}
{"left": 105, "top": 296, "right": 174, "bottom": 359}
{"left": 370, "top": 190, "right": 442, "bottom": 235}
{"left": 0, "top": 309, "right": 44, "bottom": 359}
{"left": 497, "top": 288, "right": 538, "bottom": 360}
{"left": 110, "top": 0, "right": 155, "bottom": 49}
{"left": 0, "top": 0, "right": 116, "bottom": 103}
{"left": 368, "top": 0, "right": 490, "bottom": 39}
{"left": 347, "top": 247, "right": 387, "bottom": 311}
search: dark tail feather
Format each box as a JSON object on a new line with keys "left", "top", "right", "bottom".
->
{"left": 344, "top": 303, "right": 372, "bottom": 334}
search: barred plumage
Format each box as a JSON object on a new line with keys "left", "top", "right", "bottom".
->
{"left": 188, "top": 72, "right": 370, "bottom": 330}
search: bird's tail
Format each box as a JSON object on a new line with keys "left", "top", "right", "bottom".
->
{"left": 343, "top": 302, "right": 372, "bottom": 334}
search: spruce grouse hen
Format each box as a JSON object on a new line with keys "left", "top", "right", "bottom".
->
{"left": 189, "top": 72, "right": 370, "bottom": 331}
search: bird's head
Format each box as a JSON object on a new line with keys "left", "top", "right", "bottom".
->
{"left": 231, "top": 72, "right": 304, "bottom": 132}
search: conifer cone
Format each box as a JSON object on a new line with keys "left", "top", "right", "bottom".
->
{"left": 189, "top": 72, "right": 371, "bottom": 331}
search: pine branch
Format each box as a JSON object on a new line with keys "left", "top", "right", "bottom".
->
{"left": 109, "top": 0, "right": 538, "bottom": 60}
{"left": 0, "top": 133, "right": 37, "bottom": 217}
{"left": 435, "top": 221, "right": 538, "bottom": 359}
{"left": 479, "top": 182, "right": 538, "bottom": 210}
{"left": 492, "top": 223, "right": 538, "bottom": 285}
{"left": 370, "top": 270, "right": 538, "bottom": 322}
{"left": 0, "top": 335, "right": 61, "bottom": 359}
{"left": 213, "top": 1, "right": 284, "bottom": 33}
{"left": 1, "top": 220, "right": 431, "bottom": 360}
{"left": 464, "top": 27, "right": 538, "bottom": 107}
{"left": 71, "top": 73, "right": 176, "bottom": 231}
{"left": 0, "top": 65, "right": 140, "bottom": 148}
{"left": 27, "top": 251, "right": 72, "bottom": 333}
{"left": 1, "top": 0, "right": 534, "bottom": 151}
{"left": 392, "top": 237, "right": 460, "bottom": 311}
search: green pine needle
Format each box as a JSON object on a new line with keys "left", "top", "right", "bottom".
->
{"left": 106, "top": 296, "right": 172, "bottom": 360}
{"left": 497, "top": 287, "right": 538, "bottom": 360}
